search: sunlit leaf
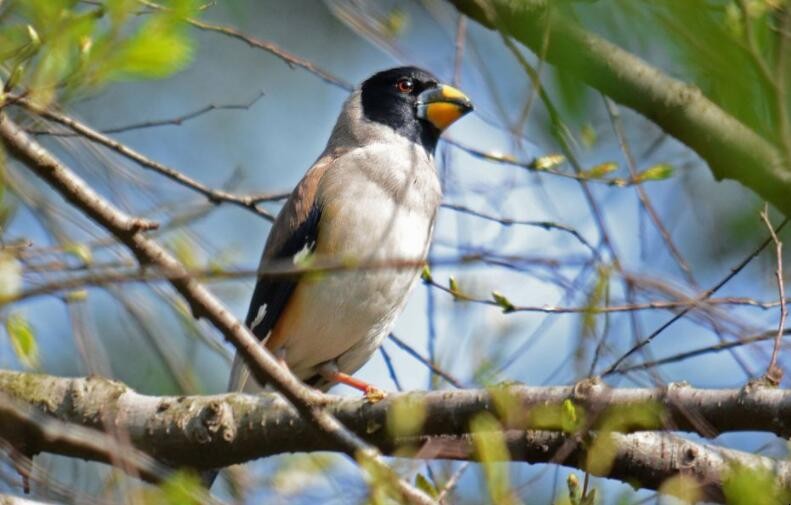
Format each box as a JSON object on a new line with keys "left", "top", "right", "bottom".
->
{"left": 580, "top": 123, "right": 597, "bottom": 148}
{"left": 585, "top": 431, "right": 617, "bottom": 476}
{"left": 491, "top": 291, "right": 515, "bottom": 313}
{"left": 470, "top": 413, "right": 518, "bottom": 505}
{"left": 383, "top": 8, "right": 408, "bottom": 38}
{"left": 6, "top": 312, "right": 39, "bottom": 369}
{"left": 420, "top": 265, "right": 432, "bottom": 283}
{"left": 567, "top": 473, "right": 581, "bottom": 505}
{"left": 65, "top": 290, "right": 88, "bottom": 303}
{"left": 64, "top": 243, "right": 93, "bottom": 265}
{"left": 109, "top": 12, "right": 194, "bottom": 79}
{"left": 659, "top": 474, "right": 702, "bottom": 504}
{"left": 0, "top": 252, "right": 22, "bottom": 302}
{"left": 133, "top": 469, "right": 206, "bottom": 504}
{"left": 414, "top": 473, "right": 438, "bottom": 499}
{"left": 448, "top": 275, "right": 466, "bottom": 300}
{"left": 723, "top": 463, "right": 790, "bottom": 505}
{"left": 637, "top": 163, "right": 674, "bottom": 182}
{"left": 582, "top": 162, "right": 618, "bottom": 179}
{"left": 529, "top": 154, "right": 565, "bottom": 171}
{"left": 386, "top": 394, "right": 426, "bottom": 439}
{"left": 168, "top": 234, "right": 199, "bottom": 270}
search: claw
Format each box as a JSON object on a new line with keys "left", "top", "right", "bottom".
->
{"left": 364, "top": 386, "right": 387, "bottom": 403}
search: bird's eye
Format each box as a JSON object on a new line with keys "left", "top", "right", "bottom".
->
{"left": 396, "top": 78, "right": 414, "bottom": 93}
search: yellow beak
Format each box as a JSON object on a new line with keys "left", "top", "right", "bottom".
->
{"left": 416, "top": 84, "right": 473, "bottom": 131}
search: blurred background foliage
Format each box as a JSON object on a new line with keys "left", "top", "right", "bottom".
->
{"left": 0, "top": 0, "right": 790, "bottom": 504}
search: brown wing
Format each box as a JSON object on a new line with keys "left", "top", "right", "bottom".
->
{"left": 228, "top": 153, "right": 337, "bottom": 392}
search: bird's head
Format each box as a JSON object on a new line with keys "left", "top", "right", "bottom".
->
{"left": 359, "top": 66, "right": 473, "bottom": 153}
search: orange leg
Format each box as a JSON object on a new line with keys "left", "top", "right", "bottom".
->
{"left": 319, "top": 365, "right": 386, "bottom": 401}
{"left": 332, "top": 371, "right": 379, "bottom": 394}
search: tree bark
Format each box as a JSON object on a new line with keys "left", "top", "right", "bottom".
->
{"left": 2, "top": 370, "right": 790, "bottom": 502}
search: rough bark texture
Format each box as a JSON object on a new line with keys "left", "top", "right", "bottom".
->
{"left": 2, "top": 371, "right": 791, "bottom": 501}
{"left": 449, "top": 0, "right": 791, "bottom": 217}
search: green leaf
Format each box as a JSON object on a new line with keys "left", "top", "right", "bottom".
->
{"left": 448, "top": 275, "right": 464, "bottom": 300}
{"left": 580, "top": 123, "right": 597, "bottom": 149}
{"left": 582, "top": 162, "right": 618, "bottom": 179}
{"left": 168, "top": 234, "right": 199, "bottom": 270}
{"left": 658, "top": 474, "right": 701, "bottom": 504}
{"left": 386, "top": 394, "right": 426, "bottom": 438}
{"left": 491, "top": 291, "right": 515, "bottom": 313}
{"left": 159, "top": 470, "right": 203, "bottom": 505}
{"left": 65, "top": 289, "right": 88, "bottom": 303}
{"left": 529, "top": 153, "right": 565, "bottom": 171}
{"left": 6, "top": 312, "right": 39, "bottom": 369}
{"left": 110, "top": 14, "right": 194, "bottom": 79}
{"left": 470, "top": 413, "right": 517, "bottom": 505}
{"left": 420, "top": 265, "right": 432, "bottom": 283}
{"left": 414, "top": 473, "right": 438, "bottom": 499}
{"left": 64, "top": 242, "right": 92, "bottom": 265}
{"left": 723, "top": 463, "right": 790, "bottom": 505}
{"left": 106, "top": 0, "right": 137, "bottom": 27}
{"left": 567, "top": 473, "right": 581, "bottom": 505}
{"left": 637, "top": 163, "right": 674, "bottom": 182}
{"left": 554, "top": 65, "right": 591, "bottom": 124}
{"left": 383, "top": 8, "right": 409, "bottom": 38}
{"left": 133, "top": 469, "right": 206, "bottom": 504}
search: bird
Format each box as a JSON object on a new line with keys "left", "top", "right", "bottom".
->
{"left": 228, "top": 66, "right": 473, "bottom": 396}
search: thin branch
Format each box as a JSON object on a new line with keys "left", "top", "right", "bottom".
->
{"left": 601, "top": 217, "right": 789, "bottom": 376}
{"left": 388, "top": 334, "right": 464, "bottom": 389}
{"left": 436, "top": 462, "right": 469, "bottom": 504}
{"left": 441, "top": 202, "right": 598, "bottom": 257}
{"left": 603, "top": 97, "right": 694, "bottom": 284}
{"left": 14, "top": 98, "right": 276, "bottom": 221}
{"left": 447, "top": 138, "right": 648, "bottom": 187}
{"left": 28, "top": 90, "right": 266, "bottom": 136}
{"left": 613, "top": 329, "right": 791, "bottom": 375}
{"left": 760, "top": 204, "right": 787, "bottom": 384}
{"left": 135, "top": 0, "right": 352, "bottom": 90}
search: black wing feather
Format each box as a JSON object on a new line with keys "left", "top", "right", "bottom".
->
{"left": 244, "top": 204, "right": 321, "bottom": 343}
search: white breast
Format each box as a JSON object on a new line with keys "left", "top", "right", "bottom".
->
{"left": 280, "top": 141, "right": 441, "bottom": 380}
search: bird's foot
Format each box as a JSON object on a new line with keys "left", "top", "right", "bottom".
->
{"left": 363, "top": 385, "right": 387, "bottom": 403}
{"left": 322, "top": 368, "right": 386, "bottom": 402}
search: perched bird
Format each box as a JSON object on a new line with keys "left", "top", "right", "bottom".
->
{"left": 229, "top": 66, "right": 472, "bottom": 396}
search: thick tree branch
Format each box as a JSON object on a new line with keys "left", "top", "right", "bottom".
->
{"left": 448, "top": 0, "right": 791, "bottom": 217}
{"left": 0, "top": 113, "right": 434, "bottom": 505}
{"left": 2, "top": 371, "right": 791, "bottom": 502}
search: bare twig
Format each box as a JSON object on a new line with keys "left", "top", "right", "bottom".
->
{"left": 388, "top": 334, "right": 464, "bottom": 389}
{"left": 437, "top": 462, "right": 469, "bottom": 504}
{"left": 603, "top": 97, "right": 694, "bottom": 284}
{"left": 136, "top": 0, "right": 352, "bottom": 90}
{"left": 441, "top": 202, "right": 598, "bottom": 257}
{"left": 760, "top": 204, "right": 787, "bottom": 384}
{"left": 29, "top": 90, "right": 266, "bottom": 136}
{"left": 15, "top": 98, "right": 277, "bottom": 221}
{"left": 613, "top": 329, "right": 791, "bottom": 375}
{"left": 602, "top": 217, "right": 789, "bottom": 376}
